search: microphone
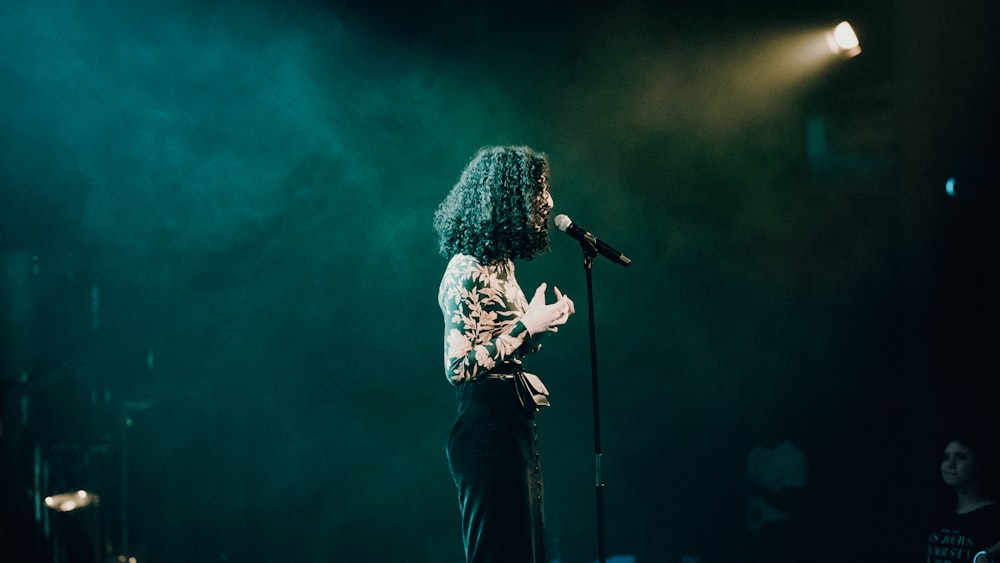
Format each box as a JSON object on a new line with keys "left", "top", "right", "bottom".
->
{"left": 554, "top": 214, "right": 631, "bottom": 267}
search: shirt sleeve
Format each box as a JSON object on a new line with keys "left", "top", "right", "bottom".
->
{"left": 439, "top": 257, "right": 530, "bottom": 384}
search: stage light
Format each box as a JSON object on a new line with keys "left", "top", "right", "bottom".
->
{"left": 45, "top": 489, "right": 99, "bottom": 512}
{"left": 826, "top": 21, "right": 861, "bottom": 58}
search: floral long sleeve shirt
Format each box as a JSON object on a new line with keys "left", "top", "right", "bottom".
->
{"left": 438, "top": 254, "right": 538, "bottom": 384}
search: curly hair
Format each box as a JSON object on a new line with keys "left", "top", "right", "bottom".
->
{"left": 434, "top": 146, "right": 552, "bottom": 264}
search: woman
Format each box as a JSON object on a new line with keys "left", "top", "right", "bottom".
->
{"left": 926, "top": 434, "right": 1000, "bottom": 563}
{"left": 434, "top": 145, "right": 575, "bottom": 563}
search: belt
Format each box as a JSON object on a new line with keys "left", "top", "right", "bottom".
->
{"left": 479, "top": 363, "right": 549, "bottom": 410}
{"left": 485, "top": 373, "right": 515, "bottom": 380}
{"left": 488, "top": 362, "right": 523, "bottom": 374}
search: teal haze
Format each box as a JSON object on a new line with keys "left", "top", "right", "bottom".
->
{"left": 1, "top": 0, "right": 997, "bottom": 561}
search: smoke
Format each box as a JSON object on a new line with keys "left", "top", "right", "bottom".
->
{"left": 2, "top": 0, "right": 527, "bottom": 261}
{"left": 1, "top": 1, "right": 523, "bottom": 559}
{"left": 6, "top": 1, "right": 978, "bottom": 560}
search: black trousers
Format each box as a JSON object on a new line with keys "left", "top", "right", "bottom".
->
{"left": 446, "top": 378, "right": 546, "bottom": 563}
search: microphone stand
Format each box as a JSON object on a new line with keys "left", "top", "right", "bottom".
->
{"left": 577, "top": 240, "right": 608, "bottom": 563}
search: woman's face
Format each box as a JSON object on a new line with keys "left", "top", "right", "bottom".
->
{"left": 539, "top": 173, "right": 552, "bottom": 209}
{"left": 535, "top": 174, "right": 553, "bottom": 230}
{"left": 941, "top": 440, "right": 980, "bottom": 487}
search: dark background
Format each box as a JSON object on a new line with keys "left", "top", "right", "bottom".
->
{"left": 2, "top": 0, "right": 997, "bottom": 561}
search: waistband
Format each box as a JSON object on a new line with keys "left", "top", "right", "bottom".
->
{"left": 477, "top": 362, "right": 548, "bottom": 411}
{"left": 486, "top": 362, "right": 524, "bottom": 376}
{"left": 485, "top": 373, "right": 515, "bottom": 380}
{"left": 483, "top": 363, "right": 523, "bottom": 380}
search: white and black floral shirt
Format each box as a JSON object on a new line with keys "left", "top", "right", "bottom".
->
{"left": 438, "top": 254, "right": 538, "bottom": 384}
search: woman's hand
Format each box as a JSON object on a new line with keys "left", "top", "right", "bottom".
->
{"left": 519, "top": 283, "right": 575, "bottom": 336}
